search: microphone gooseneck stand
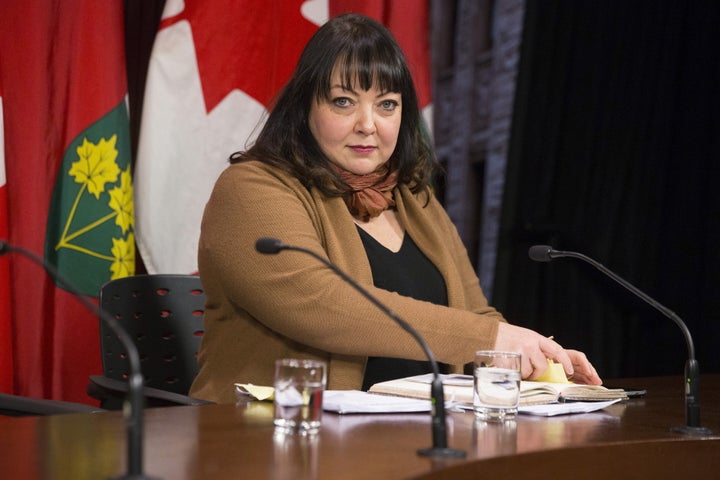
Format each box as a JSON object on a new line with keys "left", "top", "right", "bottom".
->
{"left": 0, "top": 240, "right": 159, "bottom": 479}
{"left": 256, "top": 237, "right": 467, "bottom": 458}
{"left": 529, "top": 244, "right": 714, "bottom": 436}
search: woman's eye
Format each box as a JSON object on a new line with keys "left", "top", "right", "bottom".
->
{"left": 380, "top": 99, "right": 399, "bottom": 111}
{"left": 332, "top": 97, "right": 352, "bottom": 107}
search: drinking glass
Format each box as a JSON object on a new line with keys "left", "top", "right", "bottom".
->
{"left": 273, "top": 359, "right": 327, "bottom": 435}
{"left": 473, "top": 350, "right": 522, "bottom": 422}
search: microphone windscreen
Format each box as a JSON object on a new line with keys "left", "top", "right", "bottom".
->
{"left": 528, "top": 245, "right": 553, "bottom": 262}
{"left": 255, "top": 237, "right": 284, "bottom": 254}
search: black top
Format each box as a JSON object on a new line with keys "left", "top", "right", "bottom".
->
{"left": 357, "top": 226, "right": 448, "bottom": 391}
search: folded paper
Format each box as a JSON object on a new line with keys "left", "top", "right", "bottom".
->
{"left": 235, "top": 383, "right": 275, "bottom": 401}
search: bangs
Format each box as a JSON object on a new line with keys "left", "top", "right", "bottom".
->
{"left": 322, "top": 45, "right": 406, "bottom": 97}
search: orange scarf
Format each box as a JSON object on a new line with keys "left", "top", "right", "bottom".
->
{"left": 329, "top": 163, "right": 398, "bottom": 220}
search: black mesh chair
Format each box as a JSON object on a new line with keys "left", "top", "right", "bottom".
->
{"left": 0, "top": 392, "right": 105, "bottom": 416}
{"left": 87, "top": 274, "right": 213, "bottom": 409}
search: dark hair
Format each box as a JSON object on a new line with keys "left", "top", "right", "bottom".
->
{"left": 231, "top": 13, "right": 437, "bottom": 197}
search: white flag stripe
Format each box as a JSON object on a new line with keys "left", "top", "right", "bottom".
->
{"left": 135, "top": 20, "right": 266, "bottom": 274}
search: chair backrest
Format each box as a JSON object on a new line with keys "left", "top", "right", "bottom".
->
{"left": 99, "top": 274, "right": 205, "bottom": 395}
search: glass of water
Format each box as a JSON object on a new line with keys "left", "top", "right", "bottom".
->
{"left": 273, "top": 359, "right": 327, "bottom": 435}
{"left": 473, "top": 350, "right": 522, "bottom": 422}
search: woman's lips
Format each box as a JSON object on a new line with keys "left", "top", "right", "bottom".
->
{"left": 349, "top": 145, "right": 376, "bottom": 154}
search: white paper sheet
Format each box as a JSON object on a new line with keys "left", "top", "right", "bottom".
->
{"left": 518, "top": 398, "right": 622, "bottom": 416}
{"left": 323, "top": 390, "right": 431, "bottom": 414}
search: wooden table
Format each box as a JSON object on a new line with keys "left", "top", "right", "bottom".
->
{"left": 1, "top": 376, "right": 718, "bottom": 479}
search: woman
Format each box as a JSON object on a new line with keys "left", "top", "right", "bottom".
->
{"left": 190, "top": 13, "right": 601, "bottom": 404}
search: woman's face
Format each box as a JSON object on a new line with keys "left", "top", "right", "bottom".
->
{"left": 309, "top": 69, "right": 402, "bottom": 175}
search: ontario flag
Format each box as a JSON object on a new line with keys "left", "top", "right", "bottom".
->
{"left": 135, "top": 0, "right": 431, "bottom": 274}
{"left": 0, "top": 1, "right": 134, "bottom": 401}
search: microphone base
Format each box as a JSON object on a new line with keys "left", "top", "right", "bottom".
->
{"left": 671, "top": 425, "right": 716, "bottom": 437}
{"left": 417, "top": 446, "right": 467, "bottom": 458}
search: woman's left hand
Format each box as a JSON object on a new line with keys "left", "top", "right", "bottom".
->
{"left": 563, "top": 349, "right": 602, "bottom": 385}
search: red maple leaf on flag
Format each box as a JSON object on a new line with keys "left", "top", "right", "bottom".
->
{"left": 161, "top": 0, "right": 319, "bottom": 113}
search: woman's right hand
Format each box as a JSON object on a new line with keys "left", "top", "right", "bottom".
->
{"left": 493, "top": 322, "right": 601, "bottom": 385}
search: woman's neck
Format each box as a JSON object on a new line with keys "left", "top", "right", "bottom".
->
{"left": 353, "top": 209, "right": 405, "bottom": 253}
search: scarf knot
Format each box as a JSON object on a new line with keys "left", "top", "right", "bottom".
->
{"left": 328, "top": 163, "right": 398, "bottom": 220}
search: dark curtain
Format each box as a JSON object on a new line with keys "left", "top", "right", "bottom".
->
{"left": 124, "top": 0, "right": 166, "bottom": 274}
{"left": 124, "top": 0, "right": 166, "bottom": 160}
{"left": 495, "top": 0, "right": 720, "bottom": 379}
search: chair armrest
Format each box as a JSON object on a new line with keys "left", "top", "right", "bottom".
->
{"left": 87, "top": 375, "right": 214, "bottom": 408}
{"left": 0, "top": 392, "right": 105, "bottom": 416}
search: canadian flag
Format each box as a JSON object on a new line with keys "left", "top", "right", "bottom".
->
{"left": 135, "top": 0, "right": 431, "bottom": 274}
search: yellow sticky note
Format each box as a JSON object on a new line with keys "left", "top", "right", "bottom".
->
{"left": 535, "top": 359, "right": 571, "bottom": 383}
{"left": 235, "top": 383, "right": 275, "bottom": 401}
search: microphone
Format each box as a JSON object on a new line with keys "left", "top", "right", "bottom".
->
{"left": 529, "top": 244, "right": 714, "bottom": 436}
{"left": 256, "top": 237, "right": 466, "bottom": 458}
{"left": 0, "top": 239, "right": 159, "bottom": 479}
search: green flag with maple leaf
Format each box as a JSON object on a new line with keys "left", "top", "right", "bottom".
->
{"left": 45, "top": 100, "right": 135, "bottom": 296}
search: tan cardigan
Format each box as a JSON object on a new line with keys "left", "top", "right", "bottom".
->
{"left": 189, "top": 161, "right": 506, "bottom": 403}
